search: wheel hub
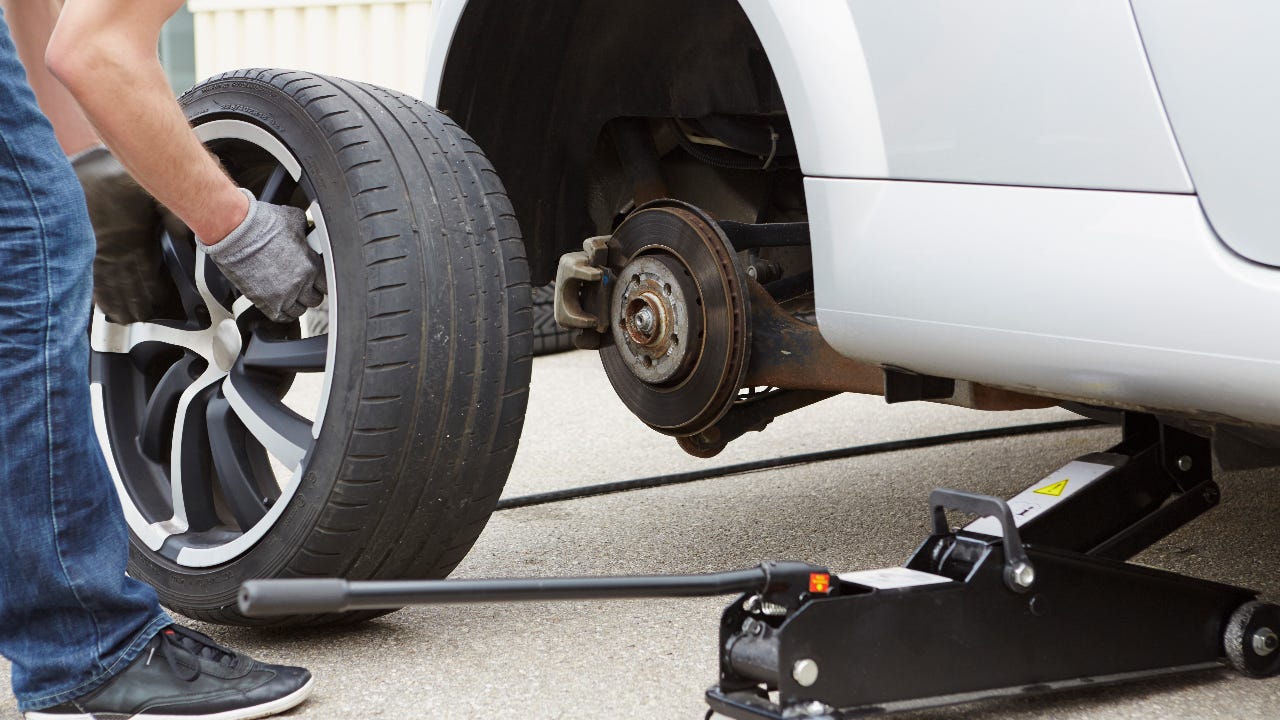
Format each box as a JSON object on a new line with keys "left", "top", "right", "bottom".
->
{"left": 612, "top": 254, "right": 700, "bottom": 385}
{"left": 599, "top": 200, "right": 751, "bottom": 436}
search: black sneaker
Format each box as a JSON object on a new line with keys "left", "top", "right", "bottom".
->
{"left": 26, "top": 624, "right": 313, "bottom": 720}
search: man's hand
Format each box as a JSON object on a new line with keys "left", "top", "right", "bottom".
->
{"left": 202, "top": 189, "right": 326, "bottom": 323}
{"left": 72, "top": 146, "right": 177, "bottom": 324}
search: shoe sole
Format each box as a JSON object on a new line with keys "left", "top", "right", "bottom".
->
{"left": 26, "top": 676, "right": 315, "bottom": 720}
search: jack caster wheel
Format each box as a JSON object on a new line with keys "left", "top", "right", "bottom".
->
{"left": 90, "top": 69, "right": 531, "bottom": 626}
{"left": 1225, "top": 600, "right": 1280, "bottom": 678}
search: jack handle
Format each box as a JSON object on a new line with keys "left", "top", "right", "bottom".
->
{"left": 929, "top": 489, "right": 1036, "bottom": 593}
{"left": 238, "top": 561, "right": 832, "bottom": 617}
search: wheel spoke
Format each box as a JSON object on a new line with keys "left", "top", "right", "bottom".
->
{"left": 160, "top": 230, "right": 203, "bottom": 317}
{"left": 140, "top": 356, "right": 200, "bottom": 460}
{"left": 168, "top": 380, "right": 221, "bottom": 533}
{"left": 92, "top": 313, "right": 213, "bottom": 359}
{"left": 258, "top": 163, "right": 298, "bottom": 205}
{"left": 223, "top": 366, "right": 312, "bottom": 468}
{"left": 232, "top": 295, "right": 259, "bottom": 321}
{"left": 195, "top": 250, "right": 235, "bottom": 313}
{"left": 206, "top": 392, "right": 274, "bottom": 529}
{"left": 243, "top": 334, "right": 328, "bottom": 373}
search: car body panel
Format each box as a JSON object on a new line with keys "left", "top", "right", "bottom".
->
{"left": 746, "top": 0, "right": 1192, "bottom": 191}
{"left": 422, "top": 0, "right": 464, "bottom": 106}
{"left": 1132, "top": 0, "right": 1280, "bottom": 267}
{"left": 734, "top": 0, "right": 889, "bottom": 178}
{"left": 811, "top": 177, "right": 1280, "bottom": 427}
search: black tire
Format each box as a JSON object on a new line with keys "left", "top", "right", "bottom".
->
{"left": 532, "top": 282, "right": 576, "bottom": 355}
{"left": 89, "top": 69, "right": 531, "bottom": 626}
{"left": 1224, "top": 600, "right": 1280, "bottom": 678}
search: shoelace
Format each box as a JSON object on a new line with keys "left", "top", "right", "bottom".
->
{"left": 147, "top": 626, "right": 237, "bottom": 681}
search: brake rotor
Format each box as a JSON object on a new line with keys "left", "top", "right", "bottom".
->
{"left": 600, "top": 200, "right": 751, "bottom": 436}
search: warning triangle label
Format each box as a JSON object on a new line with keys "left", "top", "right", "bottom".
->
{"left": 1034, "top": 479, "right": 1069, "bottom": 497}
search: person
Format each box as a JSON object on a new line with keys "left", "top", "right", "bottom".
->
{"left": 0, "top": 1, "right": 323, "bottom": 718}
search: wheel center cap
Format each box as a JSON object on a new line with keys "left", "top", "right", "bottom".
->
{"left": 212, "top": 319, "right": 243, "bottom": 372}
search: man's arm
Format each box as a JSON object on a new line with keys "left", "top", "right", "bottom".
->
{"left": 0, "top": 0, "right": 97, "bottom": 155}
{"left": 42, "top": 0, "right": 324, "bottom": 323}
{"left": 45, "top": 0, "right": 248, "bottom": 244}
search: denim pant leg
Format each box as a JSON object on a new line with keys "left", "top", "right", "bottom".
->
{"left": 0, "top": 14, "right": 170, "bottom": 712}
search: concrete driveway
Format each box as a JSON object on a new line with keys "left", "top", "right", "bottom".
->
{"left": 5, "top": 349, "right": 1279, "bottom": 718}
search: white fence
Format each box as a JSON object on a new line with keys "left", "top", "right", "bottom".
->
{"left": 188, "top": 0, "right": 433, "bottom": 97}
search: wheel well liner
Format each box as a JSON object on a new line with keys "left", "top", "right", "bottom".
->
{"left": 437, "top": 0, "right": 786, "bottom": 283}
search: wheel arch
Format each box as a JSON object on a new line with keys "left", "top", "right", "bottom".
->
{"left": 421, "top": 0, "right": 879, "bottom": 284}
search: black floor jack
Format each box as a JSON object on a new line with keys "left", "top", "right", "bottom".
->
{"left": 240, "top": 414, "right": 1280, "bottom": 718}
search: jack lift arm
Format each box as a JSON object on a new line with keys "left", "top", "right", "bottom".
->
{"left": 240, "top": 414, "right": 1280, "bottom": 718}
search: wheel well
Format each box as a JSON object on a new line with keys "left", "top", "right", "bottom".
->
{"left": 437, "top": 0, "right": 792, "bottom": 284}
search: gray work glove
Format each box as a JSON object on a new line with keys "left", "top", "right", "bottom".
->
{"left": 72, "top": 146, "right": 181, "bottom": 324}
{"left": 202, "top": 188, "right": 326, "bottom": 323}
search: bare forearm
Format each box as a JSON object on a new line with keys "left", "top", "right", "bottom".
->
{"left": 1, "top": 0, "right": 97, "bottom": 155}
{"left": 47, "top": 0, "right": 247, "bottom": 243}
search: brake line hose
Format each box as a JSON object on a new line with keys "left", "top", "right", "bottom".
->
{"left": 495, "top": 418, "right": 1105, "bottom": 511}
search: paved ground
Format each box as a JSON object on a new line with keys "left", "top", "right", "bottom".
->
{"left": 6, "top": 349, "right": 1280, "bottom": 718}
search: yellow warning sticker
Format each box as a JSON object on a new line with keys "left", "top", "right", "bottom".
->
{"left": 965, "top": 461, "right": 1111, "bottom": 537}
{"left": 1034, "top": 479, "right": 1069, "bottom": 497}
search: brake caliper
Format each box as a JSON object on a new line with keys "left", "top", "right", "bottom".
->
{"left": 553, "top": 235, "right": 614, "bottom": 349}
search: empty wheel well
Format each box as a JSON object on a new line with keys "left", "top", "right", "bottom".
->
{"left": 437, "top": 0, "right": 800, "bottom": 284}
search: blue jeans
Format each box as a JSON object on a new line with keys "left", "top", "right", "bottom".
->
{"left": 0, "top": 13, "right": 170, "bottom": 713}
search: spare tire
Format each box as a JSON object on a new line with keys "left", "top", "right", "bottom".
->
{"left": 88, "top": 69, "right": 531, "bottom": 626}
{"left": 532, "top": 283, "right": 576, "bottom": 355}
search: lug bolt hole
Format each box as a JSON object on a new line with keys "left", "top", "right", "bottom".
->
{"left": 643, "top": 355, "right": 653, "bottom": 368}
{"left": 188, "top": 358, "right": 208, "bottom": 379}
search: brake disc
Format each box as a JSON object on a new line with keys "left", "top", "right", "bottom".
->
{"left": 600, "top": 200, "right": 751, "bottom": 436}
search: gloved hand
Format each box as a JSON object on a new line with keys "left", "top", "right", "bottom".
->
{"left": 202, "top": 188, "right": 326, "bottom": 323}
{"left": 72, "top": 146, "right": 180, "bottom": 324}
